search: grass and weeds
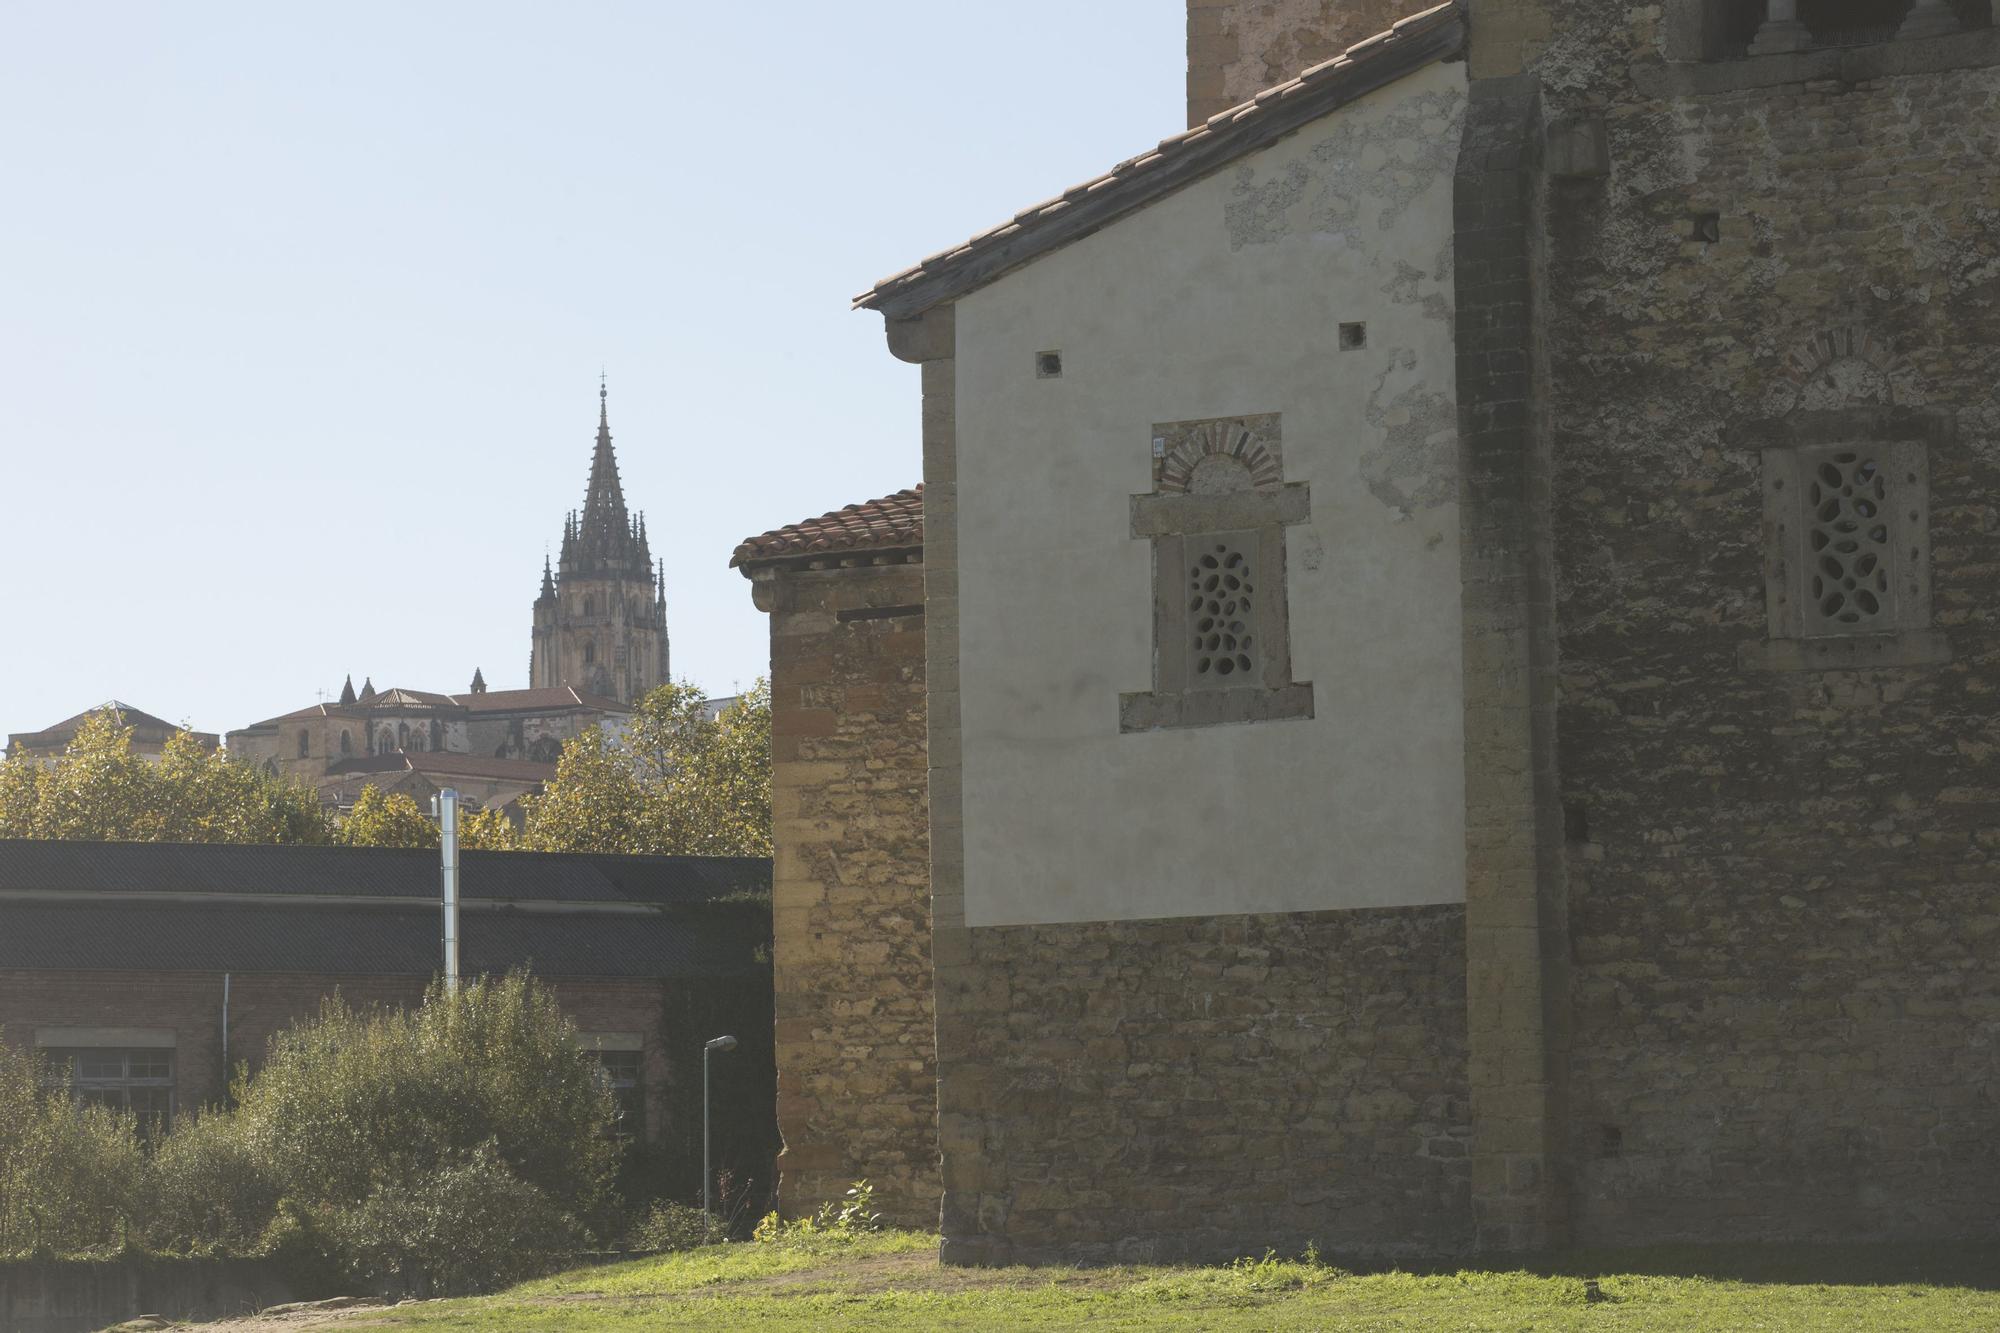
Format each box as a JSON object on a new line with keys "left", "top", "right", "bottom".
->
{"left": 260, "top": 1231, "right": 2000, "bottom": 1331}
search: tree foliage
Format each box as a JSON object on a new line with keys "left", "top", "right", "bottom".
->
{"left": 521, "top": 679, "right": 772, "bottom": 857}
{"left": 0, "top": 711, "right": 332, "bottom": 845}
{"left": 0, "top": 687, "right": 773, "bottom": 859}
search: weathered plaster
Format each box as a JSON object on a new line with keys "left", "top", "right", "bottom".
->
{"left": 952, "top": 60, "right": 1467, "bottom": 928}
{"left": 1224, "top": 85, "right": 1465, "bottom": 252}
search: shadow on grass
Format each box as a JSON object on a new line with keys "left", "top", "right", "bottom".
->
{"left": 1392, "top": 1242, "right": 2000, "bottom": 1292}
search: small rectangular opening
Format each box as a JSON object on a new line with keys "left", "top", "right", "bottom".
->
{"left": 1035, "top": 350, "right": 1063, "bottom": 379}
{"left": 1338, "top": 322, "right": 1367, "bottom": 351}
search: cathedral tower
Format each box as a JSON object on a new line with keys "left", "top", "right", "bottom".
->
{"left": 530, "top": 384, "right": 670, "bottom": 701}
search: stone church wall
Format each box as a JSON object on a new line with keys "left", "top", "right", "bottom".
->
{"left": 749, "top": 559, "right": 938, "bottom": 1227}
{"left": 912, "top": 61, "right": 1473, "bottom": 1261}
{"left": 1533, "top": 11, "right": 2000, "bottom": 1242}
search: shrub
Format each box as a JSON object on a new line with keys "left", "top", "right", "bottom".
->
{"left": 752, "top": 1180, "right": 884, "bottom": 1247}
{"left": 622, "top": 1199, "right": 717, "bottom": 1254}
{"left": 323, "top": 1141, "right": 584, "bottom": 1295}
{"left": 233, "top": 973, "right": 618, "bottom": 1228}
{"left": 146, "top": 1108, "right": 279, "bottom": 1254}
{"left": 0, "top": 1037, "right": 146, "bottom": 1256}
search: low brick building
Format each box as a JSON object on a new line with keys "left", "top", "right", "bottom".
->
{"left": 0, "top": 840, "right": 778, "bottom": 1199}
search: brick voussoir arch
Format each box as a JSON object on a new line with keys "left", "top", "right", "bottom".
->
{"left": 1157, "top": 418, "right": 1286, "bottom": 494}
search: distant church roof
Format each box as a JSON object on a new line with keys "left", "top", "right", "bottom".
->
{"left": 855, "top": 1, "right": 1465, "bottom": 318}
{"left": 731, "top": 486, "right": 925, "bottom": 568}
{"left": 6, "top": 703, "right": 219, "bottom": 755}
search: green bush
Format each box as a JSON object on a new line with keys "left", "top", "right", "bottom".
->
{"left": 5, "top": 975, "right": 621, "bottom": 1293}
{"left": 623, "top": 1199, "right": 717, "bottom": 1253}
{"left": 0, "top": 1037, "right": 146, "bottom": 1256}
{"left": 146, "top": 1107, "right": 279, "bottom": 1254}
{"left": 323, "top": 1141, "right": 584, "bottom": 1295}
{"left": 234, "top": 973, "right": 618, "bottom": 1230}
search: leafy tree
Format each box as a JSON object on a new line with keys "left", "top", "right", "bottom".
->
{"left": 458, "top": 804, "right": 519, "bottom": 851}
{"left": 334, "top": 786, "right": 518, "bottom": 851}
{"left": 0, "top": 710, "right": 333, "bottom": 845}
{"left": 153, "top": 728, "right": 332, "bottom": 845}
{"left": 336, "top": 786, "right": 440, "bottom": 849}
{"left": 522, "top": 680, "right": 771, "bottom": 856}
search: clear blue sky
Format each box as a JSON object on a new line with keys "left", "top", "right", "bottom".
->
{"left": 0, "top": 1, "right": 1182, "bottom": 740}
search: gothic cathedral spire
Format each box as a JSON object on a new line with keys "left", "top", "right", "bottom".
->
{"left": 528, "top": 380, "right": 670, "bottom": 702}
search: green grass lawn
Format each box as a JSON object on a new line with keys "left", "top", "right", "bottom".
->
{"left": 345, "top": 1232, "right": 2000, "bottom": 1331}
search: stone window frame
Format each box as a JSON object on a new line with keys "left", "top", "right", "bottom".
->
{"left": 1120, "top": 413, "right": 1314, "bottom": 732}
{"left": 1742, "top": 406, "right": 1952, "bottom": 672}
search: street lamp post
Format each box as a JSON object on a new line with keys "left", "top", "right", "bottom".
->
{"left": 703, "top": 1035, "right": 738, "bottom": 1234}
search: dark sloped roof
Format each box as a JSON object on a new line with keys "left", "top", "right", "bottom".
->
{"left": 450, "top": 686, "right": 629, "bottom": 714}
{"left": 245, "top": 685, "right": 629, "bottom": 732}
{"left": 731, "top": 487, "right": 925, "bottom": 568}
{"left": 0, "top": 839, "right": 769, "bottom": 907}
{"left": 855, "top": 2, "right": 1464, "bottom": 318}
{"left": 9, "top": 702, "right": 218, "bottom": 749}
{"left": 0, "top": 900, "right": 766, "bottom": 979}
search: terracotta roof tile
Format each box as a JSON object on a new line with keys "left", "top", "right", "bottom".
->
{"left": 855, "top": 1, "right": 1464, "bottom": 319}
{"left": 730, "top": 486, "right": 924, "bottom": 568}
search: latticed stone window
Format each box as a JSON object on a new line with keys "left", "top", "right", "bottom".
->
{"left": 1751, "top": 408, "right": 1947, "bottom": 670}
{"left": 1187, "top": 533, "right": 1261, "bottom": 686}
{"left": 1122, "top": 414, "right": 1313, "bottom": 731}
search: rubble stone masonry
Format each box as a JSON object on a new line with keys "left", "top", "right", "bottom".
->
{"left": 1530, "top": 9, "right": 2000, "bottom": 1242}
{"left": 750, "top": 556, "right": 938, "bottom": 1227}
{"left": 936, "top": 908, "right": 1472, "bottom": 1265}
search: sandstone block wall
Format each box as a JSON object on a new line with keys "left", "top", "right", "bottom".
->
{"left": 937, "top": 908, "right": 1472, "bottom": 1264}
{"left": 1532, "top": 13, "right": 2000, "bottom": 1242}
{"left": 757, "top": 559, "right": 938, "bottom": 1227}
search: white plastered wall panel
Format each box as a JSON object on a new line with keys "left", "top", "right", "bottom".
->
{"left": 952, "top": 60, "right": 1469, "bottom": 927}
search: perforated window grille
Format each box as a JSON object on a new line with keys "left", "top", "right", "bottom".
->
{"left": 1187, "top": 533, "right": 1260, "bottom": 685}
{"left": 1802, "top": 449, "right": 1894, "bottom": 631}
{"left": 1758, "top": 426, "right": 1933, "bottom": 654}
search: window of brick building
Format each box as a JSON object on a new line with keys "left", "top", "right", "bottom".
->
{"left": 297, "top": 728, "right": 309, "bottom": 758}
{"left": 583, "top": 1037, "right": 645, "bottom": 1140}
{"left": 41, "top": 1047, "right": 176, "bottom": 1138}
